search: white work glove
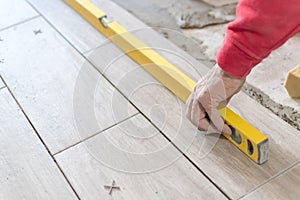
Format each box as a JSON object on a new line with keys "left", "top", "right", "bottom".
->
{"left": 186, "top": 64, "right": 246, "bottom": 135}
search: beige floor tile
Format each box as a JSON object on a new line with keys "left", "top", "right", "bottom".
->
{"left": 0, "top": 88, "right": 77, "bottom": 200}
{"left": 241, "top": 162, "right": 300, "bottom": 200}
{"left": 0, "top": 0, "right": 38, "bottom": 30}
{"left": 55, "top": 114, "right": 227, "bottom": 200}
{"left": 27, "top": 0, "right": 107, "bottom": 53}
{"left": 0, "top": 77, "right": 4, "bottom": 89}
{"left": 0, "top": 17, "right": 137, "bottom": 154}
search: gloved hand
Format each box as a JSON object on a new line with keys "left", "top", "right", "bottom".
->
{"left": 186, "top": 64, "right": 246, "bottom": 135}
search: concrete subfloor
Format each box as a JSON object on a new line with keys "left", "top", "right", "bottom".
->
{"left": 111, "top": 0, "right": 236, "bottom": 68}
{"left": 112, "top": 0, "right": 300, "bottom": 131}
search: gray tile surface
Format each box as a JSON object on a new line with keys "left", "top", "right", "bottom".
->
{"left": 0, "top": 17, "right": 137, "bottom": 154}
{"left": 0, "top": 88, "right": 77, "bottom": 200}
{"left": 55, "top": 114, "right": 227, "bottom": 200}
{"left": 0, "top": 0, "right": 38, "bottom": 30}
{"left": 27, "top": 0, "right": 111, "bottom": 53}
{"left": 242, "top": 162, "right": 300, "bottom": 200}
{"left": 0, "top": 77, "right": 4, "bottom": 89}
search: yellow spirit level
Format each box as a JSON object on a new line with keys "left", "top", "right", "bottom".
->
{"left": 65, "top": 0, "right": 269, "bottom": 164}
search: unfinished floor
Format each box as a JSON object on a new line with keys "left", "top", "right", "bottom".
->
{"left": 0, "top": 0, "right": 300, "bottom": 199}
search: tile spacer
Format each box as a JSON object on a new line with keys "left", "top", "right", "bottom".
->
{"left": 104, "top": 180, "right": 120, "bottom": 195}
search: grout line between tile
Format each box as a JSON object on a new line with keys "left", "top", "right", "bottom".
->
{"left": 0, "top": 76, "right": 81, "bottom": 200}
{"left": 0, "top": 15, "right": 40, "bottom": 33}
{"left": 237, "top": 160, "right": 300, "bottom": 200}
{"left": 53, "top": 112, "right": 139, "bottom": 156}
{"left": 0, "top": 75, "right": 6, "bottom": 92}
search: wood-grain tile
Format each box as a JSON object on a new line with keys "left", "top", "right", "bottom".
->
{"left": 0, "top": 0, "right": 38, "bottom": 30}
{"left": 27, "top": 0, "right": 111, "bottom": 53}
{"left": 0, "top": 17, "right": 137, "bottom": 154}
{"left": 0, "top": 77, "right": 4, "bottom": 89}
{"left": 55, "top": 114, "right": 227, "bottom": 200}
{"left": 0, "top": 88, "right": 77, "bottom": 200}
{"left": 241, "top": 162, "right": 300, "bottom": 200}
{"left": 27, "top": 0, "right": 209, "bottom": 84}
{"left": 84, "top": 1, "right": 300, "bottom": 199}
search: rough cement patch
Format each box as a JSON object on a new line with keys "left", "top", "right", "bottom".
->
{"left": 112, "top": 0, "right": 236, "bottom": 29}
{"left": 201, "top": 0, "right": 239, "bottom": 7}
{"left": 245, "top": 34, "right": 300, "bottom": 131}
{"left": 183, "top": 24, "right": 226, "bottom": 61}
{"left": 153, "top": 27, "right": 214, "bottom": 67}
{"left": 111, "top": 0, "right": 215, "bottom": 67}
{"left": 243, "top": 83, "right": 300, "bottom": 131}
{"left": 111, "top": 0, "right": 180, "bottom": 30}
{"left": 175, "top": 4, "right": 236, "bottom": 28}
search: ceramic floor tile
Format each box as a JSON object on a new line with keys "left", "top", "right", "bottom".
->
{"left": 27, "top": 0, "right": 108, "bottom": 53}
{"left": 0, "top": 0, "right": 38, "bottom": 30}
{"left": 0, "top": 88, "right": 77, "bottom": 200}
{"left": 0, "top": 17, "right": 137, "bottom": 154}
{"left": 241, "top": 162, "right": 300, "bottom": 200}
{"left": 0, "top": 77, "right": 5, "bottom": 89}
{"left": 55, "top": 114, "right": 227, "bottom": 200}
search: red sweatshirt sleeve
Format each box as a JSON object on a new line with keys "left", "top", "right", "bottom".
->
{"left": 217, "top": 0, "right": 300, "bottom": 78}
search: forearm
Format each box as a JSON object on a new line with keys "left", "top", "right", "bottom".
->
{"left": 217, "top": 0, "right": 300, "bottom": 78}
